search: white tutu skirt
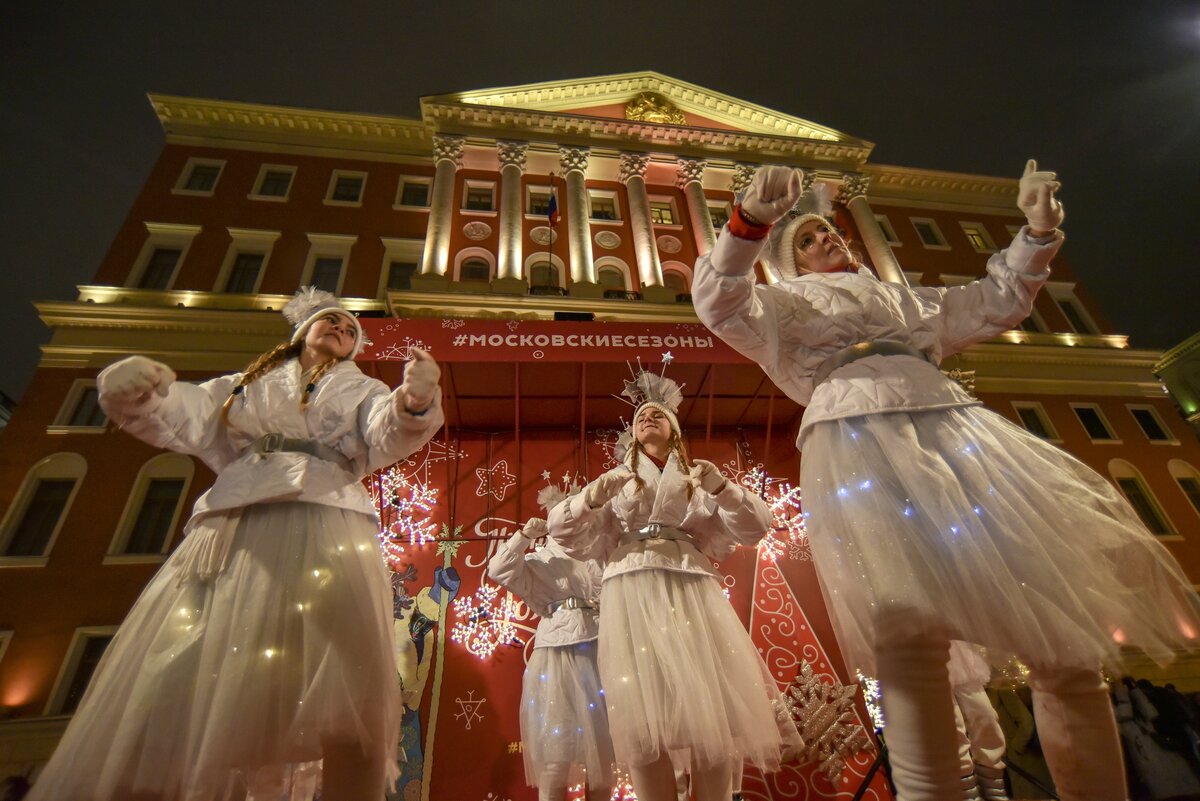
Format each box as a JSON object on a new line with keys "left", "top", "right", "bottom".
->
{"left": 599, "top": 569, "right": 799, "bottom": 772}
{"left": 27, "top": 502, "right": 401, "bottom": 801}
{"left": 801, "top": 406, "right": 1200, "bottom": 676}
{"left": 520, "top": 640, "right": 615, "bottom": 789}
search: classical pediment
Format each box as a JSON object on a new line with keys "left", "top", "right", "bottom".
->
{"left": 420, "top": 71, "right": 873, "bottom": 165}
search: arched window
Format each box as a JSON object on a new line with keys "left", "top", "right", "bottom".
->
{"left": 106, "top": 453, "right": 195, "bottom": 561}
{"left": 1109, "top": 459, "right": 1174, "bottom": 536}
{"left": 1169, "top": 460, "right": 1200, "bottom": 517}
{"left": 663, "top": 270, "right": 688, "bottom": 293}
{"left": 530, "top": 262, "right": 559, "bottom": 288}
{"left": 460, "top": 258, "right": 491, "bottom": 282}
{"left": 598, "top": 267, "right": 625, "bottom": 290}
{"left": 0, "top": 453, "right": 87, "bottom": 562}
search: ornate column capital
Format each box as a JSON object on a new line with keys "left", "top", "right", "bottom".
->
{"left": 675, "top": 157, "right": 706, "bottom": 188}
{"left": 432, "top": 134, "right": 465, "bottom": 168}
{"left": 801, "top": 171, "right": 818, "bottom": 192}
{"left": 558, "top": 146, "right": 590, "bottom": 175}
{"left": 618, "top": 152, "right": 651, "bottom": 184}
{"left": 497, "top": 141, "right": 528, "bottom": 172}
{"left": 837, "top": 174, "right": 871, "bottom": 203}
{"left": 730, "top": 163, "right": 758, "bottom": 195}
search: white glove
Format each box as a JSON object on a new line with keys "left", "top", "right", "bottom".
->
{"left": 98, "top": 356, "right": 175, "bottom": 413}
{"left": 521, "top": 518, "right": 548, "bottom": 541}
{"left": 1017, "top": 159, "right": 1064, "bottom": 234}
{"left": 741, "top": 166, "right": 805, "bottom": 227}
{"left": 400, "top": 347, "right": 441, "bottom": 412}
{"left": 691, "top": 459, "right": 727, "bottom": 495}
{"left": 585, "top": 467, "right": 632, "bottom": 509}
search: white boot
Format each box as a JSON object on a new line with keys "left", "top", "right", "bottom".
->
{"left": 874, "top": 634, "right": 963, "bottom": 801}
{"left": 1026, "top": 666, "right": 1127, "bottom": 801}
{"left": 974, "top": 762, "right": 1009, "bottom": 801}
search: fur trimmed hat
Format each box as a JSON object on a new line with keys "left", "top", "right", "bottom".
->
{"left": 282, "top": 287, "right": 366, "bottom": 357}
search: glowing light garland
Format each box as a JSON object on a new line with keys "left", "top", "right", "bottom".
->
{"left": 741, "top": 466, "right": 810, "bottom": 562}
{"left": 371, "top": 464, "right": 440, "bottom": 570}
{"left": 450, "top": 584, "right": 524, "bottom": 660}
{"left": 856, "top": 670, "right": 885, "bottom": 731}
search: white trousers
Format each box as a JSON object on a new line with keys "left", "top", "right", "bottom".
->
{"left": 876, "top": 631, "right": 1127, "bottom": 801}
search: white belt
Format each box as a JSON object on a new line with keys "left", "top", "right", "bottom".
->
{"left": 547, "top": 596, "right": 597, "bottom": 615}
{"left": 621, "top": 523, "right": 692, "bottom": 546}
{"left": 247, "top": 433, "right": 349, "bottom": 469}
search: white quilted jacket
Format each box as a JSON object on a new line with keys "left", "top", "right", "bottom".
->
{"left": 487, "top": 532, "right": 604, "bottom": 649}
{"left": 693, "top": 225, "right": 1063, "bottom": 445}
{"left": 548, "top": 451, "right": 773, "bottom": 582}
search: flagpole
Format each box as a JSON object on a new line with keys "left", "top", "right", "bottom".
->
{"left": 547, "top": 171, "right": 555, "bottom": 291}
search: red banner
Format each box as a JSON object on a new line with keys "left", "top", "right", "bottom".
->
{"left": 359, "top": 317, "right": 751, "bottom": 363}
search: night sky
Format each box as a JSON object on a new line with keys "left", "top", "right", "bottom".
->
{"left": 3, "top": 1, "right": 1198, "bottom": 402}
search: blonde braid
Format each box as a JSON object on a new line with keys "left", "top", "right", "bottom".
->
{"left": 670, "top": 432, "right": 695, "bottom": 500}
{"left": 301, "top": 357, "right": 338, "bottom": 409}
{"left": 220, "top": 341, "right": 301, "bottom": 426}
{"left": 629, "top": 443, "right": 646, "bottom": 493}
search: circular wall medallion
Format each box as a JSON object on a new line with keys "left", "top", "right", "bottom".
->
{"left": 530, "top": 226, "right": 559, "bottom": 246}
{"left": 463, "top": 221, "right": 492, "bottom": 241}
{"left": 594, "top": 230, "right": 622, "bottom": 250}
{"left": 656, "top": 235, "right": 682, "bottom": 254}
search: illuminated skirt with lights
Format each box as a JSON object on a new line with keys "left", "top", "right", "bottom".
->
{"left": 800, "top": 405, "right": 1200, "bottom": 677}
{"left": 25, "top": 501, "right": 402, "bottom": 801}
{"left": 520, "top": 640, "right": 616, "bottom": 788}
{"left": 598, "top": 569, "right": 801, "bottom": 772}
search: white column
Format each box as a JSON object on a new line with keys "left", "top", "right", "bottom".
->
{"left": 677, "top": 157, "right": 714, "bottom": 255}
{"left": 559, "top": 146, "right": 597, "bottom": 288}
{"left": 496, "top": 141, "right": 527, "bottom": 282}
{"left": 619, "top": 152, "right": 663, "bottom": 289}
{"left": 419, "top": 135, "right": 464, "bottom": 278}
{"left": 839, "top": 174, "right": 908, "bottom": 286}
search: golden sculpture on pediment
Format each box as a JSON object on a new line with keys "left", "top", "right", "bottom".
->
{"left": 625, "top": 92, "right": 687, "bottom": 125}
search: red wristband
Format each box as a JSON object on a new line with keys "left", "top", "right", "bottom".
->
{"left": 727, "top": 205, "right": 772, "bottom": 241}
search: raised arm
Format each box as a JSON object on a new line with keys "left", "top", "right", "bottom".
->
{"left": 360, "top": 348, "right": 445, "bottom": 469}
{"left": 687, "top": 459, "right": 773, "bottom": 560}
{"left": 98, "top": 355, "right": 238, "bottom": 470}
{"left": 546, "top": 468, "right": 628, "bottom": 563}
{"left": 486, "top": 521, "right": 551, "bottom": 617}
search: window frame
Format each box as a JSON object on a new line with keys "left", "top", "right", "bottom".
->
{"left": 1169, "top": 460, "right": 1200, "bottom": 518}
{"left": 48, "top": 380, "right": 107, "bottom": 434}
{"left": 909, "top": 217, "right": 951, "bottom": 251}
{"left": 647, "top": 196, "right": 681, "bottom": 228}
{"left": 213, "top": 228, "right": 280, "bottom": 294}
{"left": 876, "top": 214, "right": 901, "bottom": 246}
{"left": 172, "top": 157, "right": 225, "bottom": 197}
{"left": 594, "top": 257, "right": 634, "bottom": 292}
{"left": 461, "top": 180, "right": 497, "bottom": 214}
{"left": 1110, "top": 459, "right": 1177, "bottom": 538}
{"left": 707, "top": 200, "right": 731, "bottom": 230}
{"left": 324, "top": 170, "right": 367, "bottom": 207}
{"left": 525, "top": 185, "right": 554, "bottom": 219}
{"left": 1070, "top": 403, "right": 1120, "bottom": 443}
{"left": 1045, "top": 283, "right": 1100, "bottom": 335}
{"left": 378, "top": 237, "right": 425, "bottom": 297}
{"left": 43, "top": 626, "right": 119, "bottom": 716}
{"left": 0, "top": 453, "right": 87, "bottom": 566}
{"left": 395, "top": 176, "right": 432, "bottom": 210}
{"left": 300, "top": 233, "right": 357, "bottom": 295}
{"left": 1012, "top": 401, "right": 1061, "bottom": 442}
{"left": 249, "top": 164, "right": 296, "bottom": 202}
{"left": 126, "top": 222, "right": 201, "bottom": 290}
{"left": 1126, "top": 404, "right": 1178, "bottom": 445}
{"left": 957, "top": 221, "right": 997, "bottom": 253}
{"left": 452, "top": 247, "right": 495, "bottom": 283}
{"left": 104, "top": 454, "right": 194, "bottom": 564}
{"left": 587, "top": 189, "right": 622, "bottom": 223}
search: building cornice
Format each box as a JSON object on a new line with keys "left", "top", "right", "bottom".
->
{"left": 1155, "top": 329, "right": 1200, "bottom": 373}
{"left": 864, "top": 164, "right": 1021, "bottom": 214}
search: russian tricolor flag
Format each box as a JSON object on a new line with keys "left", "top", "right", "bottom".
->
{"left": 547, "top": 186, "right": 559, "bottom": 227}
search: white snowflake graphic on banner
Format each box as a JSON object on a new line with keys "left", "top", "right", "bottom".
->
{"left": 441, "top": 317, "right": 466, "bottom": 329}
{"left": 376, "top": 337, "right": 430, "bottom": 361}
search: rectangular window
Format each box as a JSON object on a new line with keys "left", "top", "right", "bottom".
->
{"left": 386, "top": 261, "right": 417, "bottom": 291}
{"left": 1178, "top": 477, "right": 1200, "bottom": 515}
{"left": 464, "top": 186, "right": 494, "bottom": 211}
{"left": 1018, "top": 314, "right": 1045, "bottom": 334}
{"left": 256, "top": 169, "right": 293, "bottom": 198}
{"left": 1057, "top": 297, "right": 1096, "bottom": 334}
{"left": 1129, "top": 407, "right": 1172, "bottom": 442}
{"left": 649, "top": 201, "right": 676, "bottom": 225}
{"left": 912, "top": 220, "right": 946, "bottom": 248}
{"left": 223, "top": 253, "right": 264, "bottom": 294}
{"left": 5, "top": 479, "right": 75, "bottom": 556}
{"left": 709, "top": 203, "right": 730, "bottom": 229}
{"left": 1073, "top": 405, "right": 1116, "bottom": 441}
{"left": 876, "top": 215, "right": 900, "bottom": 245}
{"left": 138, "top": 248, "right": 181, "bottom": 290}
{"left": 1015, "top": 405, "right": 1055, "bottom": 440}
{"left": 67, "top": 387, "right": 106, "bottom": 427}
{"left": 399, "top": 181, "right": 430, "bottom": 207}
{"left": 183, "top": 164, "right": 220, "bottom": 192}
{"left": 460, "top": 260, "right": 491, "bottom": 282}
{"left": 123, "top": 479, "right": 185, "bottom": 555}
{"left": 330, "top": 174, "right": 365, "bottom": 203}
{"left": 962, "top": 226, "right": 989, "bottom": 250}
{"left": 59, "top": 635, "right": 114, "bottom": 715}
{"left": 310, "top": 258, "right": 344, "bottom": 293}
{"left": 1117, "top": 478, "right": 1172, "bottom": 536}
{"left": 527, "top": 189, "right": 551, "bottom": 216}
{"left": 588, "top": 191, "right": 618, "bottom": 221}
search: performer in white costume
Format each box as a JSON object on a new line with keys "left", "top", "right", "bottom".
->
{"left": 28, "top": 289, "right": 444, "bottom": 801}
{"left": 692, "top": 163, "right": 1200, "bottom": 801}
{"left": 487, "top": 511, "right": 613, "bottom": 801}
{"left": 548, "top": 367, "right": 802, "bottom": 801}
